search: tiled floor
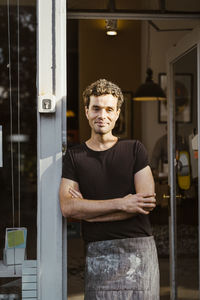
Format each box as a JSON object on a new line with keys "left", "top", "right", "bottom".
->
{"left": 67, "top": 238, "right": 199, "bottom": 300}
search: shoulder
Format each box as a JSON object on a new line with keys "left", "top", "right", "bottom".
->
{"left": 118, "top": 139, "right": 146, "bottom": 151}
{"left": 62, "top": 144, "right": 85, "bottom": 179}
{"left": 116, "top": 139, "right": 148, "bottom": 159}
{"left": 116, "top": 139, "right": 148, "bottom": 172}
{"left": 63, "top": 143, "right": 86, "bottom": 166}
{"left": 64, "top": 143, "right": 85, "bottom": 156}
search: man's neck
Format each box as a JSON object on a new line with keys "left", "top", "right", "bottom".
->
{"left": 86, "top": 133, "right": 118, "bottom": 151}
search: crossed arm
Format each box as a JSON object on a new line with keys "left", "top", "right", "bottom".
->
{"left": 59, "top": 166, "right": 156, "bottom": 222}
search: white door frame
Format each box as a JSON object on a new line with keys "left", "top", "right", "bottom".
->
{"left": 167, "top": 27, "right": 200, "bottom": 300}
{"left": 37, "top": 0, "right": 67, "bottom": 299}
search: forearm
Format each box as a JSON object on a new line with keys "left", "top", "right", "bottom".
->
{"left": 60, "top": 195, "right": 122, "bottom": 220}
{"left": 86, "top": 211, "right": 136, "bottom": 222}
{"left": 60, "top": 178, "right": 156, "bottom": 221}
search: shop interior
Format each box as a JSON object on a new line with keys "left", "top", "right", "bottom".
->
{"left": 67, "top": 13, "right": 199, "bottom": 300}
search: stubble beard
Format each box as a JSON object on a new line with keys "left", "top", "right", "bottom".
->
{"left": 93, "top": 123, "right": 116, "bottom": 136}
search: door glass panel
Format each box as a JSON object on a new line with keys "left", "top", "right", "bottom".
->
{"left": 172, "top": 47, "right": 198, "bottom": 298}
{"left": 0, "top": 3, "right": 37, "bottom": 298}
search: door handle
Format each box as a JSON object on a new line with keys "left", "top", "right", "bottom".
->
{"left": 163, "top": 194, "right": 186, "bottom": 199}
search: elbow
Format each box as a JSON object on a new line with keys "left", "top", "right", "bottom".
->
{"left": 59, "top": 197, "right": 73, "bottom": 218}
{"left": 60, "top": 204, "right": 71, "bottom": 218}
{"left": 61, "top": 207, "right": 71, "bottom": 218}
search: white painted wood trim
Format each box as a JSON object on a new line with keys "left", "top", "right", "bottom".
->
{"left": 37, "top": 0, "right": 67, "bottom": 299}
{"left": 167, "top": 26, "right": 200, "bottom": 63}
{"left": 0, "top": 261, "right": 21, "bottom": 277}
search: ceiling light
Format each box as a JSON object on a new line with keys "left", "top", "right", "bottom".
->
{"left": 133, "top": 22, "right": 166, "bottom": 101}
{"left": 105, "top": 20, "right": 117, "bottom": 36}
{"left": 134, "top": 68, "right": 166, "bottom": 101}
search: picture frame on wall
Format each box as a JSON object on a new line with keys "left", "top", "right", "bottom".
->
{"left": 158, "top": 73, "right": 193, "bottom": 123}
{"left": 113, "top": 91, "right": 133, "bottom": 139}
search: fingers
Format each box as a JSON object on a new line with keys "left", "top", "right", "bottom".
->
{"left": 138, "top": 193, "right": 156, "bottom": 204}
{"left": 70, "top": 188, "right": 81, "bottom": 197}
{"left": 125, "top": 193, "right": 156, "bottom": 214}
{"left": 137, "top": 200, "right": 155, "bottom": 214}
{"left": 141, "top": 198, "right": 156, "bottom": 205}
{"left": 69, "top": 189, "right": 81, "bottom": 198}
{"left": 137, "top": 192, "right": 156, "bottom": 198}
{"left": 137, "top": 207, "right": 150, "bottom": 215}
{"left": 140, "top": 196, "right": 156, "bottom": 202}
{"left": 141, "top": 196, "right": 156, "bottom": 212}
{"left": 144, "top": 207, "right": 154, "bottom": 212}
{"left": 69, "top": 187, "right": 83, "bottom": 198}
{"left": 137, "top": 196, "right": 156, "bottom": 206}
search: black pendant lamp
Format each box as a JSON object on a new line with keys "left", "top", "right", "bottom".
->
{"left": 133, "top": 68, "right": 166, "bottom": 101}
{"left": 133, "top": 21, "right": 166, "bottom": 102}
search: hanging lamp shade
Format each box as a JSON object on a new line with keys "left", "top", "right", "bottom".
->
{"left": 105, "top": 20, "right": 118, "bottom": 36}
{"left": 133, "top": 68, "right": 166, "bottom": 101}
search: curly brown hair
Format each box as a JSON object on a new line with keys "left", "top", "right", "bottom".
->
{"left": 82, "top": 79, "right": 124, "bottom": 110}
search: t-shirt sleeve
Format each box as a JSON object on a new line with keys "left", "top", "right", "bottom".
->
{"left": 133, "top": 141, "right": 149, "bottom": 174}
{"left": 61, "top": 149, "right": 78, "bottom": 181}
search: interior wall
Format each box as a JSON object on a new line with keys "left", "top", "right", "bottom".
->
{"left": 79, "top": 19, "right": 142, "bottom": 142}
{"left": 140, "top": 21, "right": 195, "bottom": 160}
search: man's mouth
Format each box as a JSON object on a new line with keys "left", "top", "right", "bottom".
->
{"left": 95, "top": 122, "right": 107, "bottom": 127}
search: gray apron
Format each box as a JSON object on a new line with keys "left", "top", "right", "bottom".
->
{"left": 84, "top": 236, "right": 160, "bottom": 300}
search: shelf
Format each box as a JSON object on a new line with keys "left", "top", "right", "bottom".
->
{"left": 0, "top": 261, "right": 22, "bottom": 277}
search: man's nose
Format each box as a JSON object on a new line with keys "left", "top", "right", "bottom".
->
{"left": 98, "top": 109, "right": 107, "bottom": 118}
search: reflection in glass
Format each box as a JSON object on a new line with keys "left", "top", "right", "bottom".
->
{"left": 173, "top": 47, "right": 198, "bottom": 299}
{"left": 0, "top": 3, "right": 37, "bottom": 297}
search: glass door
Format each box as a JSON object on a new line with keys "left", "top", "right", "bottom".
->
{"left": 167, "top": 30, "right": 200, "bottom": 299}
{"left": 0, "top": 2, "right": 37, "bottom": 298}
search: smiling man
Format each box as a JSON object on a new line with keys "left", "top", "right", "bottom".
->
{"left": 59, "top": 79, "right": 159, "bottom": 299}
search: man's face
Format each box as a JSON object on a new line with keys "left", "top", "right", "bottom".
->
{"left": 85, "top": 94, "right": 120, "bottom": 135}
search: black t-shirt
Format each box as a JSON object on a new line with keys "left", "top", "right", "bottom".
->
{"left": 62, "top": 139, "right": 152, "bottom": 242}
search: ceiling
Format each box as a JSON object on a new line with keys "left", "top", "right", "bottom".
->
{"left": 0, "top": 0, "right": 200, "bottom": 17}
{"left": 67, "top": 0, "right": 200, "bottom": 32}
{"left": 67, "top": 0, "right": 200, "bottom": 14}
{"left": 0, "top": 0, "right": 199, "bottom": 30}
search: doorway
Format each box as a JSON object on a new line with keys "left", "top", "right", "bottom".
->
{"left": 67, "top": 18, "right": 200, "bottom": 300}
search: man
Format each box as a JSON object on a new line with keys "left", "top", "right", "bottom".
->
{"left": 59, "top": 79, "right": 159, "bottom": 299}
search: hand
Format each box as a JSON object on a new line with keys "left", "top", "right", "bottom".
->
{"left": 122, "top": 193, "right": 156, "bottom": 215}
{"left": 69, "top": 187, "right": 83, "bottom": 199}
